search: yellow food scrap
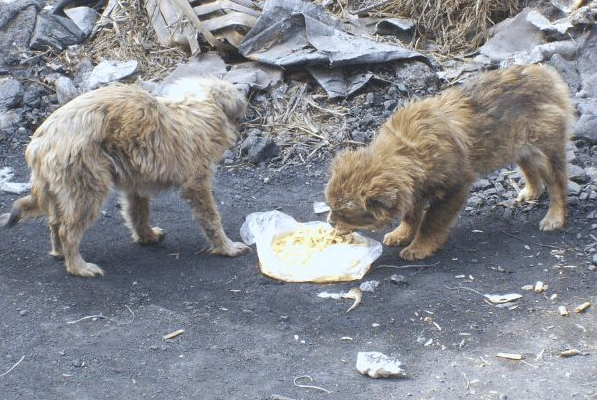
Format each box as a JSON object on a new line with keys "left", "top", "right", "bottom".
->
{"left": 272, "top": 226, "right": 358, "bottom": 266}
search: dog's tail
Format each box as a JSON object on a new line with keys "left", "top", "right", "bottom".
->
{"left": 1, "top": 194, "right": 43, "bottom": 228}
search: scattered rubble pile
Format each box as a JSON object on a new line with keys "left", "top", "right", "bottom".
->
{"left": 0, "top": 0, "right": 596, "bottom": 226}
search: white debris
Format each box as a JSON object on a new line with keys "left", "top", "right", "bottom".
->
{"left": 0, "top": 167, "right": 30, "bottom": 194}
{"left": 496, "top": 352, "right": 523, "bottom": 360}
{"left": 318, "top": 287, "right": 362, "bottom": 312}
{"left": 534, "top": 281, "right": 545, "bottom": 293}
{"left": 313, "top": 201, "right": 331, "bottom": 214}
{"left": 317, "top": 291, "right": 343, "bottom": 299}
{"left": 484, "top": 293, "right": 523, "bottom": 304}
{"left": 356, "top": 352, "right": 407, "bottom": 378}
{"left": 359, "top": 280, "right": 380, "bottom": 292}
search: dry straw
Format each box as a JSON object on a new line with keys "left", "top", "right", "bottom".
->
{"left": 351, "top": 0, "right": 521, "bottom": 54}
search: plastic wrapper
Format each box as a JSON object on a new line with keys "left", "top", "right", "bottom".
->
{"left": 240, "top": 210, "right": 382, "bottom": 283}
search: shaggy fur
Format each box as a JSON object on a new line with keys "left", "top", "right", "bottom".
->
{"left": 2, "top": 77, "right": 250, "bottom": 277}
{"left": 326, "top": 65, "right": 574, "bottom": 261}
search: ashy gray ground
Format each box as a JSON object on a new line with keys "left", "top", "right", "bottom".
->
{"left": 0, "top": 161, "right": 596, "bottom": 400}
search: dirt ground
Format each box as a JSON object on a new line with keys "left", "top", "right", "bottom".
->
{"left": 0, "top": 159, "right": 596, "bottom": 400}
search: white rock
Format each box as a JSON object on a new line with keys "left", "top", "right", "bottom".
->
{"left": 313, "top": 201, "right": 331, "bottom": 214}
{"left": 356, "top": 352, "right": 407, "bottom": 378}
{"left": 64, "top": 7, "right": 99, "bottom": 36}
{"left": 87, "top": 60, "right": 138, "bottom": 90}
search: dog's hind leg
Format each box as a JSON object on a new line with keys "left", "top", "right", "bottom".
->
{"left": 120, "top": 192, "right": 165, "bottom": 244}
{"left": 516, "top": 152, "right": 545, "bottom": 202}
{"left": 57, "top": 190, "right": 106, "bottom": 277}
{"left": 47, "top": 195, "right": 64, "bottom": 259}
{"left": 400, "top": 185, "right": 470, "bottom": 261}
{"left": 181, "top": 178, "right": 250, "bottom": 257}
{"left": 538, "top": 148, "right": 567, "bottom": 231}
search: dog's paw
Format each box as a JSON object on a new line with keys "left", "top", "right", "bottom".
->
{"left": 211, "top": 241, "right": 251, "bottom": 257}
{"left": 137, "top": 227, "right": 166, "bottom": 244}
{"left": 517, "top": 187, "right": 542, "bottom": 202}
{"left": 67, "top": 262, "right": 104, "bottom": 277}
{"left": 539, "top": 215, "right": 565, "bottom": 231}
{"left": 399, "top": 244, "right": 435, "bottom": 261}
{"left": 49, "top": 250, "right": 64, "bottom": 260}
{"left": 383, "top": 229, "right": 412, "bottom": 246}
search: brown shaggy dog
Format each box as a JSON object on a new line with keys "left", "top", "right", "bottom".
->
{"left": 326, "top": 65, "right": 574, "bottom": 261}
{"left": 1, "top": 77, "right": 250, "bottom": 277}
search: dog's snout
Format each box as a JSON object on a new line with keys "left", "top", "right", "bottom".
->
{"left": 327, "top": 211, "right": 335, "bottom": 226}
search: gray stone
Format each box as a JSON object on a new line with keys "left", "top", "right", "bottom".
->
{"left": 567, "top": 180, "right": 581, "bottom": 196}
{"left": 73, "top": 59, "right": 93, "bottom": 88}
{"left": 473, "top": 178, "right": 492, "bottom": 191}
{"left": 567, "top": 163, "right": 587, "bottom": 183}
{"left": 566, "top": 149, "right": 576, "bottom": 163}
{"left": 584, "top": 166, "right": 596, "bottom": 182}
{"left": 479, "top": 8, "right": 545, "bottom": 62}
{"left": 0, "top": 79, "right": 23, "bottom": 110}
{"left": 29, "top": 13, "right": 85, "bottom": 51}
{"left": 548, "top": 54, "right": 581, "bottom": 95}
{"left": 573, "top": 112, "right": 597, "bottom": 141}
{"left": 383, "top": 99, "right": 397, "bottom": 111}
{"left": 23, "top": 87, "right": 44, "bottom": 108}
{"left": 241, "top": 136, "right": 280, "bottom": 164}
{"left": 351, "top": 130, "right": 370, "bottom": 143}
{"left": 54, "top": 76, "right": 77, "bottom": 105}
{"left": 395, "top": 61, "right": 438, "bottom": 92}
{"left": 466, "top": 195, "right": 483, "bottom": 207}
{"left": 87, "top": 60, "right": 138, "bottom": 90}
{"left": 0, "top": 1, "right": 40, "bottom": 67}
{"left": 64, "top": 7, "right": 98, "bottom": 36}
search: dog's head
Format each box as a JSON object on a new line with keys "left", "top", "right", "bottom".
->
{"left": 325, "top": 148, "right": 413, "bottom": 231}
{"left": 162, "top": 76, "right": 247, "bottom": 122}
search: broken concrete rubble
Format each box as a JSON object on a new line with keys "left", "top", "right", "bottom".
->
{"left": 29, "top": 13, "right": 86, "bottom": 51}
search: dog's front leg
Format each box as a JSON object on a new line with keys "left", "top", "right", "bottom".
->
{"left": 400, "top": 186, "right": 470, "bottom": 261}
{"left": 181, "top": 179, "right": 250, "bottom": 257}
{"left": 383, "top": 202, "right": 426, "bottom": 246}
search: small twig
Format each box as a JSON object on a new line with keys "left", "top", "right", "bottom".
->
{"left": 501, "top": 231, "right": 562, "bottom": 249}
{"left": 66, "top": 305, "right": 135, "bottom": 325}
{"left": 443, "top": 285, "right": 486, "bottom": 297}
{"left": 293, "top": 375, "right": 332, "bottom": 394}
{"left": 0, "top": 356, "right": 25, "bottom": 378}
{"left": 375, "top": 262, "right": 440, "bottom": 270}
{"left": 462, "top": 372, "right": 470, "bottom": 390}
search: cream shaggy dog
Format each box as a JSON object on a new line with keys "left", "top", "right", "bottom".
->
{"left": 2, "top": 76, "right": 250, "bottom": 277}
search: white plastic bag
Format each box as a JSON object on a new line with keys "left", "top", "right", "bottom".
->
{"left": 240, "top": 210, "right": 382, "bottom": 283}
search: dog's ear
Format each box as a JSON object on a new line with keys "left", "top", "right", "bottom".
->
{"left": 361, "top": 178, "right": 398, "bottom": 210}
{"left": 365, "top": 189, "right": 397, "bottom": 210}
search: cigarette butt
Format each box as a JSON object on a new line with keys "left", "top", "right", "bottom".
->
{"left": 574, "top": 302, "right": 591, "bottom": 313}
{"left": 521, "top": 284, "right": 534, "bottom": 291}
{"left": 558, "top": 306, "right": 569, "bottom": 316}
{"left": 496, "top": 352, "right": 522, "bottom": 360}
{"left": 559, "top": 349, "right": 582, "bottom": 357}
{"left": 534, "top": 281, "right": 544, "bottom": 293}
{"left": 163, "top": 329, "right": 185, "bottom": 340}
